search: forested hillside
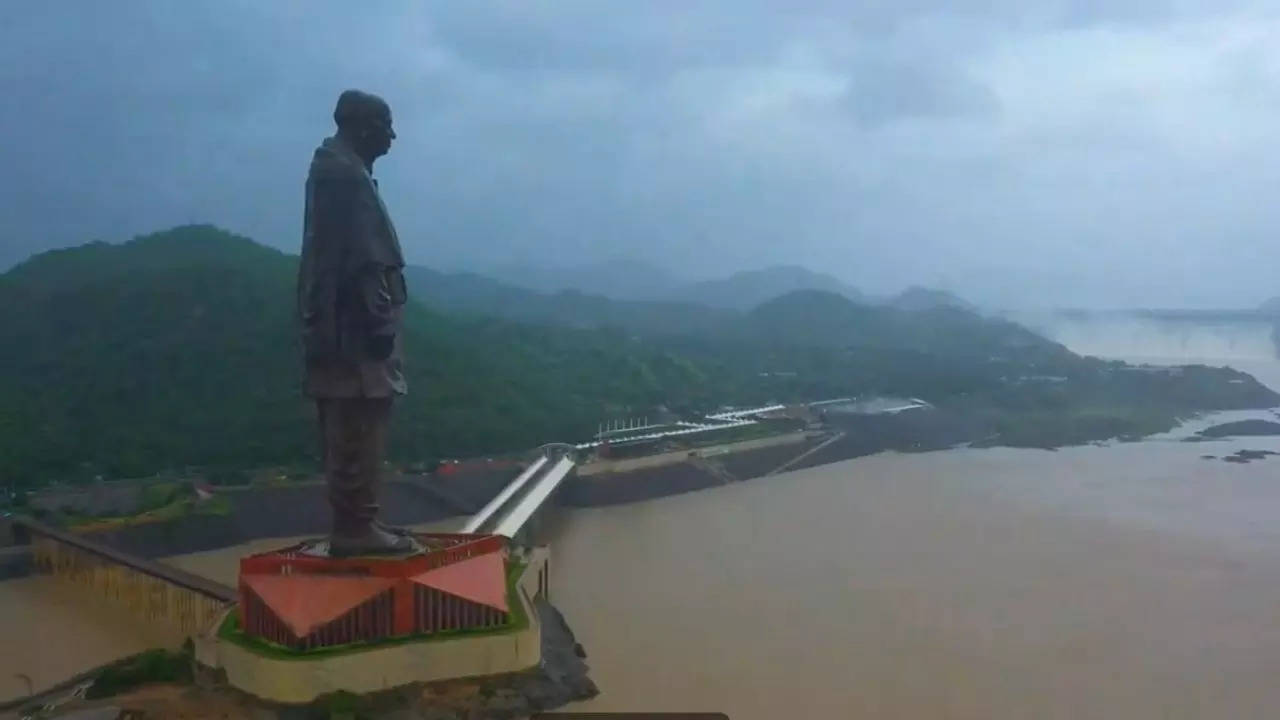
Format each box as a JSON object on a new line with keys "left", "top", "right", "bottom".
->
{"left": 1, "top": 225, "right": 1273, "bottom": 489}
{"left": 0, "top": 227, "right": 728, "bottom": 486}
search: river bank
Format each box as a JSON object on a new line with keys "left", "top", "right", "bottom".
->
{"left": 17, "top": 393, "right": 1275, "bottom": 560}
{"left": 43, "top": 472, "right": 516, "bottom": 560}
{"left": 5, "top": 350, "right": 1271, "bottom": 558}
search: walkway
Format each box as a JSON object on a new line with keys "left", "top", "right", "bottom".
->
{"left": 462, "top": 452, "right": 577, "bottom": 538}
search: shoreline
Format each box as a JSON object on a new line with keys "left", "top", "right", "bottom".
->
{"left": 8, "top": 403, "right": 1270, "bottom": 562}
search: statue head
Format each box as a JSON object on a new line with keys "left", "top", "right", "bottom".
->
{"left": 333, "top": 89, "right": 396, "bottom": 165}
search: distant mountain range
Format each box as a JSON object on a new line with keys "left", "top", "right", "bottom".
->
{"left": 401, "top": 265, "right": 736, "bottom": 336}
{"left": 410, "top": 260, "right": 973, "bottom": 329}
{"left": 479, "top": 259, "right": 888, "bottom": 310}
{"left": 889, "top": 286, "right": 977, "bottom": 313}
{"left": 478, "top": 258, "right": 686, "bottom": 303}
{"left": 677, "top": 265, "right": 868, "bottom": 309}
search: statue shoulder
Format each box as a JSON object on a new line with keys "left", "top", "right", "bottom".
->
{"left": 308, "top": 141, "right": 365, "bottom": 183}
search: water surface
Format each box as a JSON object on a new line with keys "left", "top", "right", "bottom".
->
{"left": 6, "top": 355, "right": 1280, "bottom": 718}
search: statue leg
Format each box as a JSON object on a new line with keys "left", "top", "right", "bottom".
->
{"left": 359, "top": 398, "right": 414, "bottom": 536}
{"left": 362, "top": 396, "right": 392, "bottom": 524}
{"left": 319, "top": 397, "right": 374, "bottom": 535}
{"left": 319, "top": 397, "right": 411, "bottom": 555}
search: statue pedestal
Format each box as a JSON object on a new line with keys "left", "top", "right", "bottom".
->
{"left": 236, "top": 533, "right": 511, "bottom": 650}
{"left": 200, "top": 535, "right": 551, "bottom": 704}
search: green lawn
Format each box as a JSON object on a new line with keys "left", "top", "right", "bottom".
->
{"left": 64, "top": 494, "right": 231, "bottom": 532}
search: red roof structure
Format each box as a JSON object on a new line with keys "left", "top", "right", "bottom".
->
{"left": 410, "top": 550, "right": 508, "bottom": 612}
{"left": 237, "top": 533, "right": 513, "bottom": 651}
{"left": 242, "top": 574, "right": 395, "bottom": 638}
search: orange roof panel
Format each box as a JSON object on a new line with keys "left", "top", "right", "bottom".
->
{"left": 409, "top": 552, "right": 508, "bottom": 612}
{"left": 244, "top": 574, "right": 395, "bottom": 638}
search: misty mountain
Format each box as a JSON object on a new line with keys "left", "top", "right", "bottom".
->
{"left": 677, "top": 265, "right": 866, "bottom": 310}
{"left": 401, "top": 265, "right": 734, "bottom": 336}
{"left": 8, "top": 225, "right": 1266, "bottom": 490}
{"left": 406, "top": 266, "right": 1032, "bottom": 359}
{"left": 0, "top": 225, "right": 1034, "bottom": 486}
{"left": 1258, "top": 297, "right": 1280, "bottom": 316}
{"left": 744, "top": 290, "right": 1063, "bottom": 361}
{"left": 888, "top": 286, "right": 978, "bottom": 313}
{"left": 0, "top": 226, "right": 741, "bottom": 485}
{"left": 478, "top": 257, "right": 685, "bottom": 301}
{"left": 475, "top": 259, "right": 865, "bottom": 309}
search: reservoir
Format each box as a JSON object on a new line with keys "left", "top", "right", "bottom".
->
{"left": 5, "top": 357, "right": 1280, "bottom": 717}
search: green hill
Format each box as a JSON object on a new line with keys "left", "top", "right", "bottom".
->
{"left": 744, "top": 290, "right": 1066, "bottom": 360}
{"left": 1, "top": 225, "right": 1274, "bottom": 490}
{"left": 404, "top": 267, "right": 1054, "bottom": 361}
{"left": 401, "top": 265, "right": 735, "bottom": 336}
{"left": 0, "top": 226, "right": 727, "bottom": 487}
{"left": 677, "top": 265, "right": 866, "bottom": 309}
{"left": 888, "top": 286, "right": 977, "bottom": 313}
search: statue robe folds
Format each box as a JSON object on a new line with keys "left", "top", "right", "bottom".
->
{"left": 297, "top": 134, "right": 407, "bottom": 399}
{"left": 297, "top": 134, "right": 408, "bottom": 536}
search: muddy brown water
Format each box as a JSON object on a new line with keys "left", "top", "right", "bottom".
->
{"left": 5, "top": 357, "right": 1280, "bottom": 718}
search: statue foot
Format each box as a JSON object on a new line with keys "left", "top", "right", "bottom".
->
{"left": 374, "top": 520, "right": 414, "bottom": 537}
{"left": 329, "top": 525, "right": 416, "bottom": 557}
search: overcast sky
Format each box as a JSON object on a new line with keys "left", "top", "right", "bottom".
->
{"left": 3, "top": 1, "right": 1279, "bottom": 308}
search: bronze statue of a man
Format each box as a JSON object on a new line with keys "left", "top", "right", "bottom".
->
{"left": 297, "top": 89, "right": 413, "bottom": 555}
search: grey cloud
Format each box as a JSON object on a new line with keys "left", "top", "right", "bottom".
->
{"left": 844, "top": 60, "right": 1001, "bottom": 127}
{"left": 2, "top": 1, "right": 1279, "bottom": 309}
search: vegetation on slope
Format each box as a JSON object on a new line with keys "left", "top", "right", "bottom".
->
{"left": 0, "top": 227, "right": 737, "bottom": 486}
{"left": 1, "top": 225, "right": 1273, "bottom": 490}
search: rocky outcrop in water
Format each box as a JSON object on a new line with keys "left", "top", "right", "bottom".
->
{"left": 1222, "top": 449, "right": 1279, "bottom": 464}
{"left": 1197, "top": 420, "right": 1280, "bottom": 438}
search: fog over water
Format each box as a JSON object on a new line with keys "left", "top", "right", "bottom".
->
{"left": 1014, "top": 313, "right": 1278, "bottom": 363}
{"left": 1088, "top": 325, "right": 1274, "bottom": 362}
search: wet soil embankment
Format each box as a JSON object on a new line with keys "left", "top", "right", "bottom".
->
{"left": 84, "top": 468, "right": 520, "bottom": 559}
{"left": 73, "top": 409, "right": 990, "bottom": 553}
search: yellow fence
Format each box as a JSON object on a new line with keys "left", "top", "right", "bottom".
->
{"left": 30, "top": 534, "right": 231, "bottom": 637}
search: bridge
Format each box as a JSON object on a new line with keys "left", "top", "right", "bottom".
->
{"left": 10, "top": 516, "right": 236, "bottom": 636}
{"left": 462, "top": 444, "right": 577, "bottom": 542}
